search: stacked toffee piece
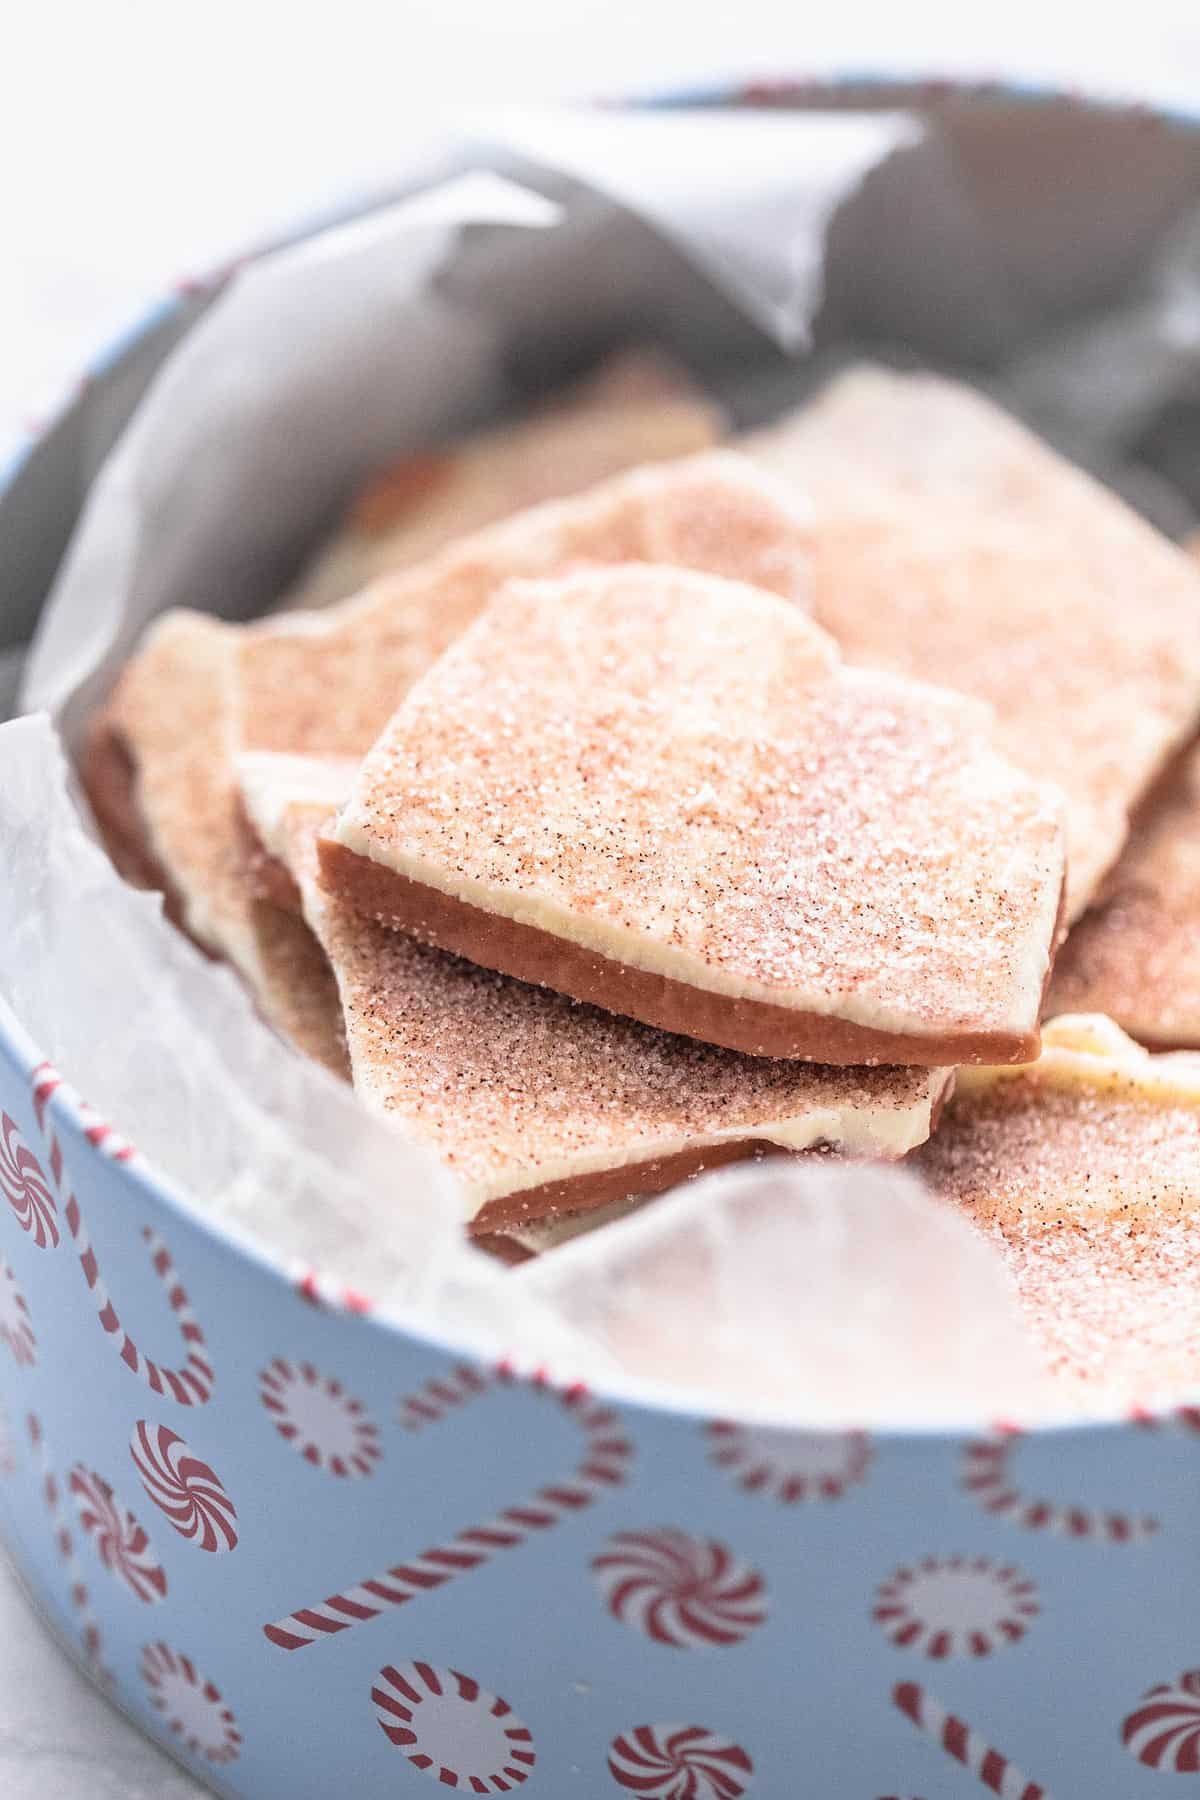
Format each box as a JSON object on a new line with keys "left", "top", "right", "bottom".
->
{"left": 83, "top": 353, "right": 1200, "bottom": 1402}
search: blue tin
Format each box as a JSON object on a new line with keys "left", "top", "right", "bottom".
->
{"left": 3, "top": 85, "right": 1200, "bottom": 1800}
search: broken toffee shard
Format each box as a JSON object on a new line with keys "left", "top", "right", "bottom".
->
{"left": 323, "top": 564, "right": 1066, "bottom": 1065}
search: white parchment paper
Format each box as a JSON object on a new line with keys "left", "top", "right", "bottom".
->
{"left": 21, "top": 172, "right": 561, "bottom": 742}
{"left": 483, "top": 107, "right": 923, "bottom": 346}
{"left": 4, "top": 116, "right": 926, "bottom": 1384}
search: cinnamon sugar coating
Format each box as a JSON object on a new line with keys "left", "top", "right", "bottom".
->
{"left": 235, "top": 452, "right": 814, "bottom": 760}
{"left": 749, "top": 366, "right": 1200, "bottom": 918}
{"left": 257, "top": 782, "right": 951, "bottom": 1221}
{"left": 329, "top": 565, "right": 1065, "bottom": 1060}
{"left": 917, "top": 1015, "right": 1200, "bottom": 1404}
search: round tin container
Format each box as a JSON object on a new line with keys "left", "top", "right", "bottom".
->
{"left": 2, "top": 86, "right": 1200, "bottom": 1799}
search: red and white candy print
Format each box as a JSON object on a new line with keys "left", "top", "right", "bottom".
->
{"left": 30, "top": 1061, "right": 137, "bottom": 1166}
{"left": 129, "top": 1421, "right": 238, "bottom": 1553}
{"left": 140, "top": 1641, "right": 241, "bottom": 1764}
{"left": 263, "top": 1378, "right": 631, "bottom": 1653}
{"left": 71, "top": 1095, "right": 137, "bottom": 1165}
{"left": 608, "top": 1723, "right": 753, "bottom": 1798}
{"left": 292, "top": 1263, "right": 372, "bottom": 1315}
{"left": 398, "top": 1362, "right": 489, "bottom": 1431}
{"left": 892, "top": 1681, "right": 1049, "bottom": 1799}
{"left": 0, "top": 1260, "right": 35, "bottom": 1366}
{"left": 28, "top": 1064, "right": 214, "bottom": 1405}
{"left": 27, "top": 1414, "right": 108, "bottom": 1676}
{"left": 961, "top": 1435, "right": 1157, "bottom": 1542}
{"left": 873, "top": 1555, "right": 1038, "bottom": 1658}
{"left": 68, "top": 1465, "right": 166, "bottom": 1603}
{"left": 1122, "top": 1669, "right": 1200, "bottom": 1772}
{"left": 591, "top": 1528, "right": 767, "bottom": 1650}
{"left": 65, "top": 1208, "right": 214, "bottom": 1405}
{"left": 258, "top": 1358, "right": 381, "bottom": 1477}
{"left": 706, "top": 1420, "right": 869, "bottom": 1503}
{"left": 0, "top": 1112, "right": 58, "bottom": 1248}
{"left": 371, "top": 1660, "right": 535, "bottom": 1789}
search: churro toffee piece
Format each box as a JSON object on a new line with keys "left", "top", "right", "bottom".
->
{"left": 79, "top": 612, "right": 347, "bottom": 1077}
{"left": 748, "top": 366, "right": 1200, "bottom": 919}
{"left": 916, "top": 1014, "right": 1200, "bottom": 1404}
{"left": 234, "top": 451, "right": 814, "bottom": 762}
{"left": 82, "top": 612, "right": 244, "bottom": 950}
{"left": 322, "top": 565, "right": 1066, "bottom": 1066}
{"left": 281, "top": 348, "right": 724, "bottom": 611}
{"left": 1047, "top": 737, "right": 1200, "bottom": 1047}
{"left": 244, "top": 753, "right": 952, "bottom": 1229}
{"left": 1048, "top": 539, "right": 1200, "bottom": 1046}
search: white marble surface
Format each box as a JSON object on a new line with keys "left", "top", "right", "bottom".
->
{"left": 4, "top": 7, "right": 1200, "bottom": 1795}
{"left": 0, "top": 1550, "right": 204, "bottom": 1797}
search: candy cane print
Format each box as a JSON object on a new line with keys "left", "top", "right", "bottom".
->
{"left": 397, "top": 1362, "right": 489, "bottom": 1431}
{"left": 892, "top": 1682, "right": 1050, "bottom": 1800}
{"left": 69, "top": 1211, "right": 213, "bottom": 1406}
{"left": 27, "top": 1414, "right": 110, "bottom": 1679}
{"left": 961, "top": 1435, "right": 1157, "bottom": 1542}
{"left": 32, "top": 1063, "right": 137, "bottom": 1165}
{"left": 263, "top": 1379, "right": 631, "bottom": 1651}
{"left": 30, "top": 1064, "right": 213, "bottom": 1406}
{"left": 292, "top": 1264, "right": 372, "bottom": 1316}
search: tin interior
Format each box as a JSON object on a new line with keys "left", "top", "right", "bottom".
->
{"left": 3, "top": 85, "right": 1200, "bottom": 1435}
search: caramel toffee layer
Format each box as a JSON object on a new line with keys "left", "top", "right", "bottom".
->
{"left": 80, "top": 717, "right": 183, "bottom": 912}
{"left": 306, "top": 838, "right": 954, "bottom": 1217}
{"left": 469, "top": 1140, "right": 787, "bottom": 1233}
{"left": 473, "top": 1078, "right": 954, "bottom": 1255}
{"left": 321, "top": 825, "right": 1060, "bottom": 1069}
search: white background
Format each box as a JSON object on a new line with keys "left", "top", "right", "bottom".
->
{"left": 3, "top": 6, "right": 1200, "bottom": 1794}
{"left": 7, "top": 4, "right": 1200, "bottom": 430}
